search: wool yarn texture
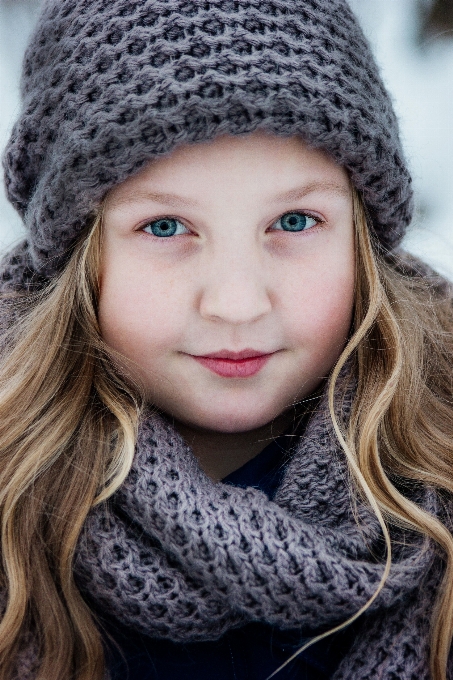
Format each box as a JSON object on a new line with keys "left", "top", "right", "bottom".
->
{"left": 69, "top": 382, "right": 441, "bottom": 680}
{"left": 3, "top": 375, "right": 444, "bottom": 679}
{"left": 2, "top": 0, "right": 413, "bottom": 280}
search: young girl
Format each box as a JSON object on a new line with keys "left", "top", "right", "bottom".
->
{"left": 1, "top": 1, "right": 453, "bottom": 679}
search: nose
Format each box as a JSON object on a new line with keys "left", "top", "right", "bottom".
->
{"left": 198, "top": 250, "right": 272, "bottom": 325}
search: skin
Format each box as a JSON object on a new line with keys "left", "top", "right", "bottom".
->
{"left": 99, "top": 131, "right": 356, "bottom": 480}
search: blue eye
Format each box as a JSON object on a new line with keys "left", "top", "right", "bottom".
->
{"left": 274, "top": 212, "right": 318, "bottom": 232}
{"left": 143, "top": 218, "right": 188, "bottom": 237}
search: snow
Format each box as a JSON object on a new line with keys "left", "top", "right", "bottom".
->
{"left": 0, "top": 0, "right": 452, "bottom": 279}
{"left": 349, "top": 0, "right": 453, "bottom": 279}
{"left": 0, "top": 0, "right": 36, "bottom": 251}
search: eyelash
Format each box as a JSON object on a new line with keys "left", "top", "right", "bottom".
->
{"left": 141, "top": 217, "right": 189, "bottom": 238}
{"left": 273, "top": 212, "right": 321, "bottom": 232}
{"left": 140, "top": 211, "right": 324, "bottom": 238}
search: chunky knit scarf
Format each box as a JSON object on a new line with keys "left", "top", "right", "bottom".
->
{"left": 5, "top": 374, "right": 446, "bottom": 679}
{"left": 68, "top": 385, "right": 442, "bottom": 680}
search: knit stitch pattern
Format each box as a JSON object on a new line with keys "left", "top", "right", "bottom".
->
{"left": 1, "top": 363, "right": 445, "bottom": 679}
{"left": 3, "top": 0, "right": 413, "bottom": 276}
{"left": 71, "top": 386, "right": 441, "bottom": 680}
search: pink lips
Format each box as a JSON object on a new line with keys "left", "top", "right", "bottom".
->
{"left": 192, "top": 349, "right": 274, "bottom": 378}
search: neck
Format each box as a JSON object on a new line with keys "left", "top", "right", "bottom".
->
{"left": 170, "top": 400, "right": 317, "bottom": 482}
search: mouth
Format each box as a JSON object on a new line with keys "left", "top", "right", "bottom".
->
{"left": 191, "top": 349, "right": 276, "bottom": 378}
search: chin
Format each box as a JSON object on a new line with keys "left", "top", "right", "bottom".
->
{"left": 182, "top": 405, "right": 282, "bottom": 434}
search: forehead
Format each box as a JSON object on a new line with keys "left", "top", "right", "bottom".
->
{"left": 106, "top": 131, "right": 351, "bottom": 208}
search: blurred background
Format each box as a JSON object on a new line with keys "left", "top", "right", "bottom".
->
{"left": 1, "top": 0, "right": 452, "bottom": 279}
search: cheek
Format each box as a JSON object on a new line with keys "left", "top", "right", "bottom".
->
{"left": 98, "top": 257, "right": 187, "bottom": 364}
{"left": 284, "top": 263, "right": 355, "bottom": 362}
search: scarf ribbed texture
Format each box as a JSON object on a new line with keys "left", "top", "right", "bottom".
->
{"left": 3, "top": 375, "right": 445, "bottom": 679}
{"left": 68, "top": 386, "right": 441, "bottom": 680}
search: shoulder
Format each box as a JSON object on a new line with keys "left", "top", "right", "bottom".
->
{"left": 386, "top": 249, "right": 453, "bottom": 298}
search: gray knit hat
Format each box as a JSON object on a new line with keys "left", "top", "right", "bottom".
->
{"left": 3, "top": 0, "right": 413, "bottom": 278}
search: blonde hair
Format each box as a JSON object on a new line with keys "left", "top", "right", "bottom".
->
{"left": 0, "top": 219, "right": 141, "bottom": 679}
{"left": 0, "top": 193, "right": 452, "bottom": 680}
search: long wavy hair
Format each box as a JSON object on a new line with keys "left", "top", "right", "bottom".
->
{"left": 0, "top": 191, "right": 452, "bottom": 680}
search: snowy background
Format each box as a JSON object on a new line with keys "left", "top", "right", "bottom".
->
{"left": 1, "top": 0, "right": 452, "bottom": 280}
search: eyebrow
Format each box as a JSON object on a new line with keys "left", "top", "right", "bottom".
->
{"left": 108, "top": 190, "right": 199, "bottom": 209}
{"left": 108, "top": 181, "right": 350, "bottom": 210}
{"left": 268, "top": 182, "right": 351, "bottom": 204}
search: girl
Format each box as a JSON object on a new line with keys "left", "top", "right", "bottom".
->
{"left": 1, "top": 1, "right": 453, "bottom": 679}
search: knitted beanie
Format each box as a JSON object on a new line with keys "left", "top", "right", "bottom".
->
{"left": 3, "top": 0, "right": 413, "bottom": 277}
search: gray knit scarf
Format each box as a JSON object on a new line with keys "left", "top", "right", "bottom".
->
{"left": 69, "top": 385, "right": 442, "bottom": 680}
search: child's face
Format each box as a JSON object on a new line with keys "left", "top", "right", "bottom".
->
{"left": 99, "top": 132, "right": 355, "bottom": 433}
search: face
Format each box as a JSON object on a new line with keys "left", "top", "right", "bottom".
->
{"left": 99, "top": 132, "right": 355, "bottom": 434}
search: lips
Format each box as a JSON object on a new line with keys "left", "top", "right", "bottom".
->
{"left": 191, "top": 349, "right": 275, "bottom": 378}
